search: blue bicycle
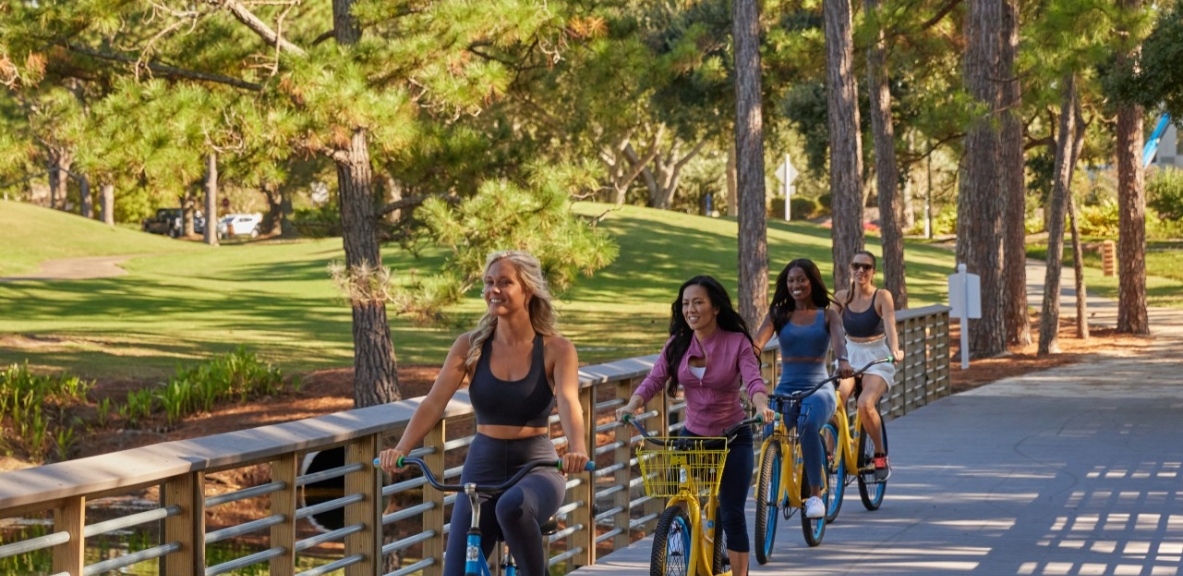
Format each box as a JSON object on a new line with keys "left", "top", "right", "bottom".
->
{"left": 380, "top": 456, "right": 593, "bottom": 576}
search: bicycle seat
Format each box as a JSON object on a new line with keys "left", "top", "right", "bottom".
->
{"left": 540, "top": 516, "right": 559, "bottom": 536}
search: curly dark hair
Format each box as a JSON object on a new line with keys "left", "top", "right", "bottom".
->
{"left": 662, "top": 275, "right": 753, "bottom": 397}
{"left": 768, "top": 258, "right": 838, "bottom": 335}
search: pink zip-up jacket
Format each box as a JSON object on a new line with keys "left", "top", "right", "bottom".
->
{"left": 633, "top": 329, "right": 767, "bottom": 436}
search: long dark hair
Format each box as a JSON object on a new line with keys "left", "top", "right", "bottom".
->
{"left": 843, "top": 250, "right": 877, "bottom": 308}
{"left": 768, "top": 259, "right": 837, "bottom": 335}
{"left": 663, "top": 275, "right": 753, "bottom": 397}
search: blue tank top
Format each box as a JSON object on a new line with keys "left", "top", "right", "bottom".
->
{"left": 842, "top": 289, "right": 885, "bottom": 338}
{"left": 468, "top": 334, "right": 555, "bottom": 427}
{"left": 776, "top": 310, "right": 831, "bottom": 393}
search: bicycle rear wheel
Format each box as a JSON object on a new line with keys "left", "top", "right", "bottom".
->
{"left": 799, "top": 454, "right": 827, "bottom": 547}
{"left": 651, "top": 505, "right": 692, "bottom": 576}
{"left": 753, "top": 441, "right": 781, "bottom": 565}
{"left": 820, "top": 422, "right": 846, "bottom": 523}
{"left": 856, "top": 417, "right": 888, "bottom": 510}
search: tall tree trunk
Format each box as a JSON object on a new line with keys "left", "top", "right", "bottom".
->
{"left": 100, "top": 183, "right": 115, "bottom": 226}
{"left": 957, "top": 0, "right": 1006, "bottom": 358}
{"left": 1000, "top": 0, "right": 1030, "bottom": 346}
{"left": 865, "top": 0, "right": 906, "bottom": 309}
{"left": 1038, "top": 74, "right": 1077, "bottom": 356}
{"left": 1068, "top": 112, "right": 1088, "bottom": 340}
{"left": 337, "top": 129, "right": 401, "bottom": 407}
{"left": 1115, "top": 0, "right": 1149, "bottom": 334}
{"left": 726, "top": 141, "right": 738, "bottom": 217}
{"left": 48, "top": 150, "right": 73, "bottom": 210}
{"left": 79, "top": 174, "right": 92, "bottom": 219}
{"left": 733, "top": 0, "right": 768, "bottom": 329}
{"left": 205, "top": 152, "right": 219, "bottom": 246}
{"left": 280, "top": 190, "right": 295, "bottom": 236}
{"left": 335, "top": 0, "right": 401, "bottom": 408}
{"left": 825, "top": 0, "right": 865, "bottom": 291}
{"left": 183, "top": 192, "right": 196, "bottom": 236}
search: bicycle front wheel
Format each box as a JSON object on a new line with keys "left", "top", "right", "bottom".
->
{"left": 820, "top": 422, "right": 846, "bottom": 523}
{"left": 711, "top": 511, "right": 729, "bottom": 575}
{"left": 799, "top": 455, "right": 827, "bottom": 547}
{"left": 857, "top": 417, "right": 888, "bottom": 510}
{"left": 651, "top": 505, "right": 692, "bottom": 576}
{"left": 753, "top": 441, "right": 782, "bottom": 565}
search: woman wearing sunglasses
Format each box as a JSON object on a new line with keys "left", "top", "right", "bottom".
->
{"left": 832, "top": 250, "right": 902, "bottom": 481}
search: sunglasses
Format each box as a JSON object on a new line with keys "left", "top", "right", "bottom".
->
{"left": 850, "top": 262, "right": 875, "bottom": 272}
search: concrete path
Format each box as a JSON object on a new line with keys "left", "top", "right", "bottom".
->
{"left": 577, "top": 261, "right": 1183, "bottom": 576}
{"left": 0, "top": 255, "right": 135, "bottom": 282}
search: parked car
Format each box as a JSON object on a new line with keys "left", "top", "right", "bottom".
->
{"left": 217, "top": 213, "right": 263, "bottom": 239}
{"left": 142, "top": 208, "right": 205, "bottom": 238}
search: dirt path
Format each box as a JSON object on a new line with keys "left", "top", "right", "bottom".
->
{"left": 0, "top": 255, "right": 139, "bottom": 282}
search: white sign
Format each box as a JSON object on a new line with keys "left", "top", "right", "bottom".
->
{"left": 947, "top": 263, "right": 981, "bottom": 370}
{"left": 775, "top": 154, "right": 797, "bottom": 221}
{"left": 775, "top": 156, "right": 799, "bottom": 184}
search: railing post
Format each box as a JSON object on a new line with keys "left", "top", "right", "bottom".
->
{"left": 613, "top": 377, "right": 635, "bottom": 553}
{"left": 52, "top": 496, "right": 84, "bottom": 576}
{"left": 422, "top": 420, "right": 447, "bottom": 576}
{"left": 571, "top": 384, "right": 597, "bottom": 567}
{"left": 270, "top": 453, "right": 298, "bottom": 576}
{"left": 345, "top": 435, "right": 380, "bottom": 576}
{"left": 641, "top": 378, "right": 665, "bottom": 528}
{"left": 161, "top": 471, "right": 205, "bottom": 576}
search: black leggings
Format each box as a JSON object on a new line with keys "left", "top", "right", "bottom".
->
{"left": 444, "top": 434, "right": 565, "bottom": 576}
{"left": 679, "top": 425, "right": 754, "bottom": 553}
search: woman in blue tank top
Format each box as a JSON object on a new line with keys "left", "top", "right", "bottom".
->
{"left": 752, "top": 258, "right": 851, "bottom": 521}
{"left": 377, "top": 250, "right": 590, "bottom": 576}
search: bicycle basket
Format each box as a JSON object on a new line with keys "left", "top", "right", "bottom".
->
{"left": 636, "top": 438, "right": 729, "bottom": 498}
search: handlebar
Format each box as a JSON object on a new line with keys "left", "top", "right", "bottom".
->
{"left": 374, "top": 457, "right": 594, "bottom": 493}
{"left": 621, "top": 413, "right": 763, "bottom": 448}
{"left": 773, "top": 356, "right": 895, "bottom": 402}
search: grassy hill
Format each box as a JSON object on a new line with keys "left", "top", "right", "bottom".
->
{"left": 0, "top": 201, "right": 206, "bottom": 277}
{"left": 3, "top": 201, "right": 968, "bottom": 380}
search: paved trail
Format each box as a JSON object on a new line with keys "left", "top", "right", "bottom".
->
{"left": 576, "top": 261, "right": 1183, "bottom": 576}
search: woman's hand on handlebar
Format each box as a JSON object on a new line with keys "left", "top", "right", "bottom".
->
{"left": 616, "top": 396, "right": 642, "bottom": 422}
{"left": 376, "top": 447, "right": 407, "bottom": 474}
{"left": 562, "top": 451, "right": 590, "bottom": 475}
{"left": 837, "top": 358, "right": 853, "bottom": 378}
{"left": 752, "top": 392, "right": 775, "bottom": 425}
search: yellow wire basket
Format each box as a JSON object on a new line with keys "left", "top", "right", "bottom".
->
{"left": 636, "top": 438, "right": 729, "bottom": 498}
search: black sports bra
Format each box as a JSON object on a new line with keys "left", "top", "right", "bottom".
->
{"left": 842, "top": 290, "right": 885, "bottom": 338}
{"left": 468, "top": 334, "right": 555, "bottom": 427}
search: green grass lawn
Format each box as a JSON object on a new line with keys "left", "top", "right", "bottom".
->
{"left": 6, "top": 200, "right": 1172, "bottom": 381}
{"left": 0, "top": 200, "right": 206, "bottom": 277}
{"left": 1025, "top": 239, "right": 1183, "bottom": 309}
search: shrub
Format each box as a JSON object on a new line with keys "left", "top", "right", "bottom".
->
{"left": 1148, "top": 167, "right": 1183, "bottom": 221}
{"left": 769, "top": 196, "right": 820, "bottom": 220}
{"left": 0, "top": 363, "right": 92, "bottom": 462}
{"left": 125, "top": 347, "right": 290, "bottom": 428}
{"left": 1076, "top": 200, "right": 1120, "bottom": 237}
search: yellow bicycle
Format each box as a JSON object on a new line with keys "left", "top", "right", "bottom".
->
{"left": 623, "top": 414, "right": 761, "bottom": 576}
{"left": 753, "top": 375, "right": 841, "bottom": 561}
{"left": 827, "top": 356, "right": 897, "bottom": 519}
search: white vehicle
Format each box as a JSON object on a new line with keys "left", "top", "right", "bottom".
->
{"left": 217, "top": 213, "right": 263, "bottom": 239}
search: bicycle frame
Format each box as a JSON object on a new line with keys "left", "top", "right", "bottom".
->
{"left": 625, "top": 416, "right": 758, "bottom": 576}
{"left": 833, "top": 357, "right": 895, "bottom": 475}
{"left": 757, "top": 408, "right": 813, "bottom": 513}
{"left": 375, "top": 456, "right": 592, "bottom": 576}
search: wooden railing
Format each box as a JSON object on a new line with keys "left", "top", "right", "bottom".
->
{"left": 0, "top": 305, "right": 950, "bottom": 576}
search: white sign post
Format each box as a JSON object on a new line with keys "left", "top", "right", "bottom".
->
{"left": 774, "top": 154, "right": 799, "bottom": 221}
{"left": 947, "top": 263, "right": 981, "bottom": 370}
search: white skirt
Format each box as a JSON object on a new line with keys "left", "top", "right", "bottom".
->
{"left": 846, "top": 338, "right": 897, "bottom": 388}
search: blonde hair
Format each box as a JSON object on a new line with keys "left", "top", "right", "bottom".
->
{"left": 465, "top": 250, "right": 558, "bottom": 370}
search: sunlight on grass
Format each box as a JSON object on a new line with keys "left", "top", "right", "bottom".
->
{"left": 13, "top": 201, "right": 1177, "bottom": 379}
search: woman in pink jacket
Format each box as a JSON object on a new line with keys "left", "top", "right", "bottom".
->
{"left": 618, "top": 275, "right": 773, "bottom": 576}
